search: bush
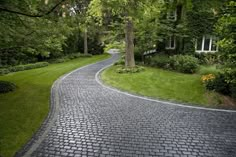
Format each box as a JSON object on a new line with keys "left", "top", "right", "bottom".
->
{"left": 149, "top": 55, "right": 171, "bottom": 69}
{"left": 0, "top": 62, "right": 49, "bottom": 75}
{"left": 116, "top": 66, "right": 145, "bottom": 74}
{"left": 0, "top": 68, "right": 10, "bottom": 75}
{"left": 211, "top": 73, "right": 230, "bottom": 95}
{"left": 17, "top": 62, "right": 48, "bottom": 71}
{"left": 0, "top": 81, "right": 16, "bottom": 93}
{"left": 170, "top": 55, "right": 199, "bottom": 73}
{"left": 80, "top": 54, "right": 92, "bottom": 57}
{"left": 202, "top": 69, "right": 236, "bottom": 99}
{"left": 230, "top": 83, "right": 236, "bottom": 99}
{"left": 198, "top": 65, "right": 222, "bottom": 75}
{"left": 201, "top": 74, "right": 216, "bottom": 91}
{"left": 9, "top": 65, "right": 25, "bottom": 72}
{"left": 114, "top": 59, "right": 125, "bottom": 66}
{"left": 134, "top": 47, "right": 144, "bottom": 62}
{"left": 195, "top": 53, "right": 219, "bottom": 65}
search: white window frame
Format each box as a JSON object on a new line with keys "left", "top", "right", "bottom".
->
{"left": 166, "top": 36, "right": 176, "bottom": 50}
{"left": 195, "top": 35, "right": 218, "bottom": 53}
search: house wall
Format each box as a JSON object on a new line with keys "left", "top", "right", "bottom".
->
{"left": 156, "top": 0, "right": 223, "bottom": 55}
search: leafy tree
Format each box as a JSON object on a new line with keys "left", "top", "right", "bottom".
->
{"left": 0, "top": 0, "right": 81, "bottom": 66}
{"left": 89, "top": 0, "right": 166, "bottom": 67}
{"left": 215, "top": 1, "right": 236, "bottom": 67}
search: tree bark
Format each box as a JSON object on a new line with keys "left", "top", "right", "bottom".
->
{"left": 84, "top": 28, "right": 88, "bottom": 55}
{"left": 125, "top": 19, "right": 135, "bottom": 67}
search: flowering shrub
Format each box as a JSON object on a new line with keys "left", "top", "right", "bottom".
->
{"left": 201, "top": 74, "right": 216, "bottom": 83}
{"left": 201, "top": 74, "right": 216, "bottom": 91}
{"left": 201, "top": 69, "right": 236, "bottom": 99}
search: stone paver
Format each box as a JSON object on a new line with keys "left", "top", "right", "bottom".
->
{"left": 20, "top": 52, "right": 236, "bottom": 157}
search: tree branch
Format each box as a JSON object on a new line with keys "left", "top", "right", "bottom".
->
{"left": 0, "top": 0, "right": 67, "bottom": 17}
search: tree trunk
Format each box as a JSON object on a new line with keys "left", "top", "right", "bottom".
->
{"left": 125, "top": 19, "right": 135, "bottom": 68}
{"left": 84, "top": 28, "right": 88, "bottom": 55}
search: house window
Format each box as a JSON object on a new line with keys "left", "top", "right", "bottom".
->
{"left": 196, "top": 35, "right": 218, "bottom": 53}
{"left": 166, "top": 36, "right": 176, "bottom": 49}
{"left": 167, "top": 9, "right": 177, "bottom": 21}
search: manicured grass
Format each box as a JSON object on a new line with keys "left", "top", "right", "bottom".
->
{"left": 102, "top": 66, "right": 221, "bottom": 107}
{"left": 0, "top": 54, "right": 110, "bottom": 157}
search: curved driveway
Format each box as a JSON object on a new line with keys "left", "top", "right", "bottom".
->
{"left": 20, "top": 53, "right": 236, "bottom": 157}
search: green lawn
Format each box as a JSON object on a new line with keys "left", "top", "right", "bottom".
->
{"left": 102, "top": 66, "right": 222, "bottom": 107}
{"left": 0, "top": 54, "right": 110, "bottom": 157}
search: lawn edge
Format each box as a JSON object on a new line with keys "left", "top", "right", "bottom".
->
{"left": 14, "top": 55, "right": 112, "bottom": 157}
{"left": 96, "top": 64, "right": 236, "bottom": 113}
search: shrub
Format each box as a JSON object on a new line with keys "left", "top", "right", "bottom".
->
{"left": 10, "top": 65, "right": 25, "bottom": 72}
{"left": 35, "top": 62, "right": 49, "bottom": 68}
{"left": 202, "top": 69, "right": 236, "bottom": 99}
{"left": 50, "top": 58, "right": 65, "bottom": 63}
{"left": 198, "top": 65, "right": 222, "bottom": 75}
{"left": 80, "top": 54, "right": 92, "bottom": 57}
{"left": 0, "top": 62, "right": 49, "bottom": 75}
{"left": 201, "top": 74, "right": 216, "bottom": 91}
{"left": 170, "top": 55, "right": 199, "bottom": 73}
{"left": 19, "top": 62, "right": 48, "bottom": 71}
{"left": 114, "top": 59, "right": 125, "bottom": 66}
{"left": 0, "top": 69, "right": 10, "bottom": 75}
{"left": 24, "top": 64, "right": 35, "bottom": 70}
{"left": 149, "top": 55, "right": 171, "bottom": 69}
{"left": 0, "top": 81, "right": 16, "bottom": 93}
{"left": 116, "top": 66, "right": 145, "bottom": 74}
{"left": 195, "top": 53, "right": 219, "bottom": 65}
{"left": 134, "top": 47, "right": 144, "bottom": 62}
{"left": 230, "top": 83, "right": 236, "bottom": 99}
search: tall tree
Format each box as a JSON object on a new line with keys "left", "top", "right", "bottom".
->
{"left": 0, "top": 0, "right": 77, "bottom": 65}
{"left": 89, "top": 0, "right": 165, "bottom": 68}
{"left": 215, "top": 1, "right": 236, "bottom": 67}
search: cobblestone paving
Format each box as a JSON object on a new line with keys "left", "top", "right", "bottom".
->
{"left": 25, "top": 53, "right": 236, "bottom": 157}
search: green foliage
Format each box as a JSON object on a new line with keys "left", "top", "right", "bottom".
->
{"left": 9, "top": 65, "right": 25, "bottom": 72}
{"left": 116, "top": 66, "right": 145, "bottom": 74}
{"left": 104, "top": 41, "right": 125, "bottom": 53}
{"left": 0, "top": 54, "right": 110, "bottom": 157}
{"left": 48, "top": 53, "right": 92, "bottom": 63}
{"left": 114, "top": 59, "right": 125, "bottom": 66}
{"left": 204, "top": 68, "right": 236, "bottom": 99}
{"left": 148, "top": 54, "right": 199, "bottom": 74}
{"left": 0, "top": 81, "right": 16, "bottom": 93}
{"left": 0, "top": 0, "right": 104, "bottom": 67}
{"left": 215, "top": 1, "right": 236, "bottom": 67}
{"left": 198, "top": 65, "right": 221, "bottom": 75}
{"left": 194, "top": 53, "right": 220, "bottom": 65}
{"left": 149, "top": 55, "right": 171, "bottom": 69}
{"left": 170, "top": 55, "right": 199, "bottom": 73}
{"left": 0, "top": 62, "right": 49, "bottom": 75}
{"left": 206, "top": 73, "right": 230, "bottom": 95}
{"left": 102, "top": 65, "right": 212, "bottom": 106}
{"left": 0, "top": 69, "right": 10, "bottom": 75}
{"left": 134, "top": 47, "right": 144, "bottom": 62}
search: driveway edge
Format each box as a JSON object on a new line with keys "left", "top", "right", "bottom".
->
{"left": 95, "top": 64, "right": 236, "bottom": 113}
{"left": 14, "top": 56, "right": 113, "bottom": 157}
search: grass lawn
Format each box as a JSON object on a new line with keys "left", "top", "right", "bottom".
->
{"left": 0, "top": 54, "right": 110, "bottom": 157}
{"left": 102, "top": 66, "right": 224, "bottom": 107}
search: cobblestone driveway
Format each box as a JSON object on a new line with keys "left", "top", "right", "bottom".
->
{"left": 20, "top": 53, "right": 236, "bottom": 157}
